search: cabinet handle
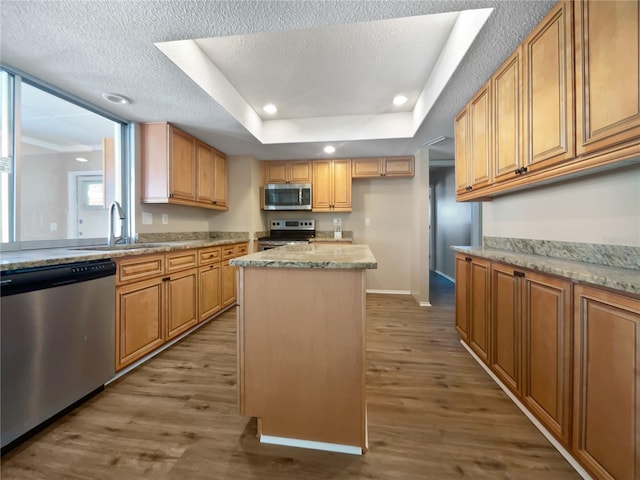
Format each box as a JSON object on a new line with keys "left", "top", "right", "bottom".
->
{"left": 520, "top": 166, "right": 528, "bottom": 174}
{"left": 211, "top": 201, "right": 217, "bottom": 204}
{"left": 514, "top": 271, "right": 525, "bottom": 277}
{"left": 465, "top": 257, "right": 472, "bottom": 262}
{"left": 162, "top": 276, "right": 170, "bottom": 281}
{"left": 514, "top": 168, "right": 520, "bottom": 175}
{"left": 169, "top": 193, "right": 174, "bottom": 198}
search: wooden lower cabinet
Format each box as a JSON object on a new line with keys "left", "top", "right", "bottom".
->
{"left": 521, "top": 271, "right": 572, "bottom": 445}
{"left": 115, "top": 276, "right": 164, "bottom": 371}
{"left": 115, "top": 242, "right": 247, "bottom": 371}
{"left": 489, "top": 264, "right": 572, "bottom": 444}
{"left": 221, "top": 260, "right": 236, "bottom": 308}
{"left": 454, "top": 254, "right": 490, "bottom": 363}
{"left": 199, "top": 262, "right": 221, "bottom": 321}
{"left": 572, "top": 285, "right": 640, "bottom": 480}
{"left": 490, "top": 263, "right": 521, "bottom": 393}
{"left": 166, "top": 267, "right": 198, "bottom": 339}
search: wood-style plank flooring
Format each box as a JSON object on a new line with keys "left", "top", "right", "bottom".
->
{"left": 1, "top": 273, "right": 580, "bottom": 479}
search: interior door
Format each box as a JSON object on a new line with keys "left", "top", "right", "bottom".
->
{"left": 75, "top": 174, "right": 107, "bottom": 238}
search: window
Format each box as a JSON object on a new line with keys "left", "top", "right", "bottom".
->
{"left": 0, "top": 68, "right": 130, "bottom": 248}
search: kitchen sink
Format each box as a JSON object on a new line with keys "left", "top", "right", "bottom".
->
{"left": 72, "top": 243, "right": 166, "bottom": 251}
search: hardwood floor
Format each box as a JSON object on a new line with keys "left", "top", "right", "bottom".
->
{"left": 1, "top": 276, "right": 579, "bottom": 479}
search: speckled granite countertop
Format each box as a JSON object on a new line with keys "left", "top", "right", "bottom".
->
{"left": 451, "top": 245, "right": 639, "bottom": 296}
{"left": 230, "top": 244, "right": 377, "bottom": 269}
{"left": 1, "top": 236, "right": 249, "bottom": 272}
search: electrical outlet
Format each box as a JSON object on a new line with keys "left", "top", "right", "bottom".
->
{"left": 142, "top": 212, "right": 152, "bottom": 225}
{"left": 365, "top": 218, "right": 371, "bottom": 226}
{"left": 50, "top": 222, "right": 57, "bottom": 232}
{"left": 333, "top": 217, "right": 342, "bottom": 226}
{"left": 162, "top": 213, "right": 168, "bottom": 225}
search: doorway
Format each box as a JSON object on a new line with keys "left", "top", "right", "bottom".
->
{"left": 67, "top": 171, "right": 107, "bottom": 239}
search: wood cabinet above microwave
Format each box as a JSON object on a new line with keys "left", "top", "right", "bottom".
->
{"left": 351, "top": 157, "right": 414, "bottom": 178}
{"left": 140, "top": 122, "right": 228, "bottom": 211}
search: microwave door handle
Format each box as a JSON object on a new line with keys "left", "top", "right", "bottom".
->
{"left": 299, "top": 188, "right": 302, "bottom": 205}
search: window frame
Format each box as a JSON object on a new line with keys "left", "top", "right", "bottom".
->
{"left": 0, "top": 65, "right": 132, "bottom": 251}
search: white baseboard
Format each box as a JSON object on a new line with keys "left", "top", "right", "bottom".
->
{"left": 434, "top": 270, "right": 455, "bottom": 283}
{"left": 260, "top": 435, "right": 362, "bottom": 455}
{"left": 366, "top": 289, "right": 411, "bottom": 295}
{"left": 419, "top": 301, "right": 432, "bottom": 307}
{"left": 459, "top": 340, "right": 593, "bottom": 480}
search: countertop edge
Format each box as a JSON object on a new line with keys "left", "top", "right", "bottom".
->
{"left": 1, "top": 238, "right": 250, "bottom": 272}
{"left": 451, "top": 246, "right": 640, "bottom": 296}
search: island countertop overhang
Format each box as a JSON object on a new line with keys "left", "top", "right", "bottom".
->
{"left": 230, "top": 244, "right": 377, "bottom": 269}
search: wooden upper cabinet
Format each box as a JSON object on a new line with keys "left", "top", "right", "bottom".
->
{"left": 575, "top": 0, "right": 640, "bottom": 157}
{"left": 454, "top": 107, "right": 470, "bottom": 194}
{"left": 141, "top": 122, "right": 228, "bottom": 211}
{"left": 195, "top": 142, "right": 227, "bottom": 207}
{"left": 264, "top": 160, "right": 312, "bottom": 184}
{"left": 469, "top": 82, "right": 492, "bottom": 188}
{"left": 352, "top": 157, "right": 414, "bottom": 178}
{"left": 169, "top": 127, "right": 196, "bottom": 201}
{"left": 455, "top": 84, "right": 491, "bottom": 195}
{"left": 523, "top": 0, "right": 575, "bottom": 171}
{"left": 493, "top": 48, "right": 523, "bottom": 183}
{"left": 196, "top": 141, "right": 215, "bottom": 203}
{"left": 312, "top": 159, "right": 351, "bottom": 212}
{"left": 573, "top": 285, "right": 640, "bottom": 480}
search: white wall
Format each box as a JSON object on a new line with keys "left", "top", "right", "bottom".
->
{"left": 410, "top": 148, "right": 430, "bottom": 305}
{"left": 483, "top": 165, "right": 640, "bottom": 246}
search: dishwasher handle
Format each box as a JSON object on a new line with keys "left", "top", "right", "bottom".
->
{"left": 0, "top": 260, "right": 116, "bottom": 297}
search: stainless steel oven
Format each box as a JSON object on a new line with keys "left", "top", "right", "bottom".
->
{"left": 257, "top": 219, "right": 315, "bottom": 251}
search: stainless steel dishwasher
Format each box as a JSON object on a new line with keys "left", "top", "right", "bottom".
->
{"left": 1, "top": 259, "right": 116, "bottom": 451}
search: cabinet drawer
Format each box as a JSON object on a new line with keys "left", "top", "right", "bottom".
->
{"left": 199, "top": 247, "right": 222, "bottom": 265}
{"left": 236, "top": 243, "right": 248, "bottom": 256}
{"left": 222, "top": 245, "right": 236, "bottom": 260}
{"left": 166, "top": 250, "right": 198, "bottom": 273}
{"left": 116, "top": 255, "right": 164, "bottom": 284}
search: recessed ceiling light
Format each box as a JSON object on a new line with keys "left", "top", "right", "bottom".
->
{"left": 324, "top": 146, "right": 335, "bottom": 154}
{"left": 75, "top": 157, "right": 89, "bottom": 163}
{"left": 393, "top": 95, "right": 408, "bottom": 106}
{"left": 101, "top": 93, "right": 130, "bottom": 105}
{"left": 263, "top": 104, "right": 278, "bottom": 114}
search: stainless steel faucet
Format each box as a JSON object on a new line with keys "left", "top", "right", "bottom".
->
{"left": 107, "top": 201, "right": 126, "bottom": 246}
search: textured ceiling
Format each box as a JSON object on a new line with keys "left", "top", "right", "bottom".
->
{"left": 0, "top": 0, "right": 555, "bottom": 161}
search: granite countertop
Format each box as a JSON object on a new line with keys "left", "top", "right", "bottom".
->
{"left": 0, "top": 237, "right": 249, "bottom": 272}
{"left": 451, "top": 245, "right": 639, "bottom": 296}
{"left": 230, "top": 244, "right": 377, "bottom": 269}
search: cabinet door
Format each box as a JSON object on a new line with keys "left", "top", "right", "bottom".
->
{"left": 521, "top": 272, "right": 571, "bottom": 445}
{"left": 575, "top": 0, "right": 640, "bottom": 157}
{"left": 352, "top": 158, "right": 383, "bottom": 178}
{"left": 468, "top": 257, "right": 490, "bottom": 364}
{"left": 573, "top": 285, "right": 640, "bottom": 480}
{"left": 264, "top": 161, "right": 288, "bottom": 183}
{"left": 493, "top": 49, "right": 522, "bottom": 183}
{"left": 383, "top": 157, "right": 414, "bottom": 177}
{"left": 454, "top": 107, "right": 470, "bottom": 194}
{"left": 523, "top": 0, "right": 574, "bottom": 171}
{"left": 196, "top": 142, "right": 215, "bottom": 203}
{"left": 221, "top": 260, "right": 237, "bottom": 308}
{"left": 213, "top": 152, "right": 227, "bottom": 207}
{"left": 331, "top": 159, "right": 352, "bottom": 211}
{"left": 169, "top": 127, "right": 196, "bottom": 200}
{"left": 312, "top": 160, "right": 332, "bottom": 210}
{"left": 469, "top": 83, "right": 492, "bottom": 189}
{"left": 490, "top": 263, "right": 521, "bottom": 394}
{"left": 288, "top": 160, "right": 312, "bottom": 183}
{"left": 199, "top": 263, "right": 221, "bottom": 322}
{"left": 454, "top": 255, "right": 470, "bottom": 341}
{"left": 115, "top": 277, "right": 164, "bottom": 371}
{"left": 166, "top": 268, "right": 198, "bottom": 339}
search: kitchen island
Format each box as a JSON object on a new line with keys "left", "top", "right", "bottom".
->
{"left": 230, "top": 244, "right": 377, "bottom": 455}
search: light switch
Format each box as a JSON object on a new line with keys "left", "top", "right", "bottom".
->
{"left": 162, "top": 214, "right": 169, "bottom": 225}
{"left": 142, "top": 212, "right": 152, "bottom": 225}
{"left": 365, "top": 218, "right": 371, "bottom": 226}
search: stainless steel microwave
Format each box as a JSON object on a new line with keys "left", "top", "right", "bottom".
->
{"left": 263, "top": 183, "right": 312, "bottom": 210}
